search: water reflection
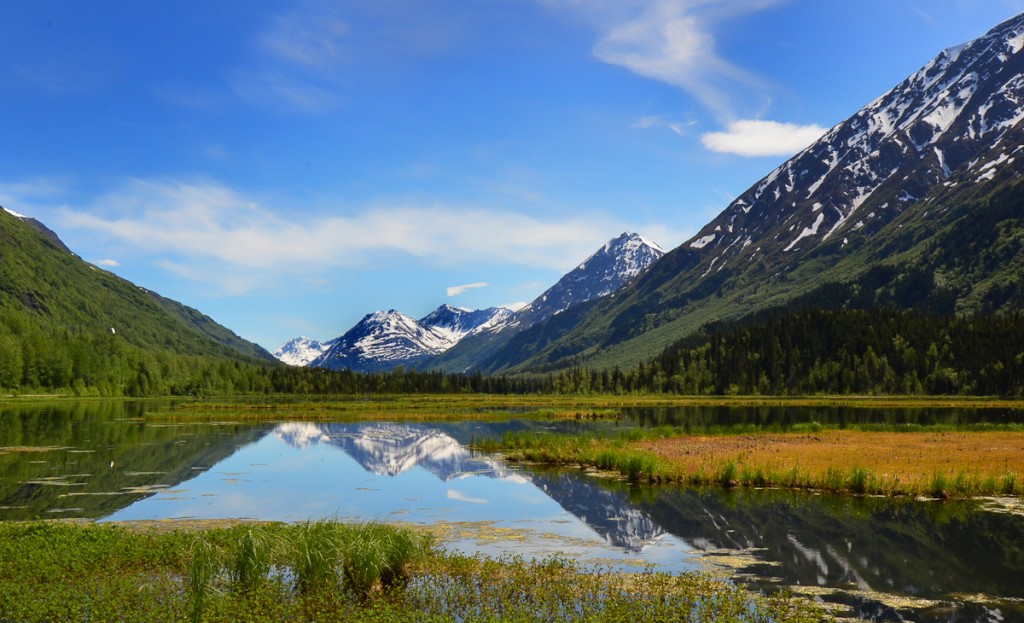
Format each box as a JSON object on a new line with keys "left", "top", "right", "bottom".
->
{"left": 3, "top": 403, "right": 1023, "bottom": 622}
{"left": 0, "top": 400, "right": 271, "bottom": 519}
{"left": 274, "top": 422, "right": 509, "bottom": 481}
{"left": 271, "top": 423, "right": 666, "bottom": 553}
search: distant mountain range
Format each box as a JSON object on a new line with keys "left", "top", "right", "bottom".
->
{"left": 276, "top": 232, "right": 665, "bottom": 372}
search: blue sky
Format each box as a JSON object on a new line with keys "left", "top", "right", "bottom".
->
{"left": 2, "top": 0, "right": 1023, "bottom": 351}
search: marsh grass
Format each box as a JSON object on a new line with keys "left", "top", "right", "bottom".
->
{"left": 188, "top": 536, "right": 222, "bottom": 623}
{"left": 0, "top": 521, "right": 828, "bottom": 623}
{"left": 228, "top": 527, "right": 273, "bottom": 592}
{"left": 487, "top": 427, "right": 1024, "bottom": 499}
{"left": 292, "top": 519, "right": 341, "bottom": 595}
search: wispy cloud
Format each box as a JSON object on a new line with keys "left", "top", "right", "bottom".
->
{"left": 259, "top": 5, "right": 349, "bottom": 70}
{"left": 94, "top": 258, "right": 120, "bottom": 267}
{"left": 228, "top": 69, "right": 341, "bottom": 113}
{"left": 543, "top": 0, "right": 825, "bottom": 158}
{"left": 46, "top": 178, "right": 675, "bottom": 295}
{"left": 544, "top": 0, "right": 782, "bottom": 120}
{"left": 632, "top": 115, "right": 697, "bottom": 137}
{"left": 447, "top": 282, "right": 489, "bottom": 297}
{"left": 701, "top": 119, "right": 827, "bottom": 157}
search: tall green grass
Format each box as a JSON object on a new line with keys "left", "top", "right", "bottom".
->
{"left": 0, "top": 521, "right": 829, "bottom": 622}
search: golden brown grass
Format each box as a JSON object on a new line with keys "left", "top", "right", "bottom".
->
{"left": 635, "top": 430, "right": 1024, "bottom": 494}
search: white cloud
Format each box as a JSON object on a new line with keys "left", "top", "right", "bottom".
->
{"left": 94, "top": 258, "right": 120, "bottom": 267}
{"left": 545, "top": 0, "right": 783, "bottom": 119}
{"left": 700, "top": 119, "right": 827, "bottom": 157}
{"left": 447, "top": 282, "right": 489, "bottom": 297}
{"left": 541, "top": 1, "right": 829, "bottom": 157}
{"left": 48, "top": 178, "right": 674, "bottom": 295}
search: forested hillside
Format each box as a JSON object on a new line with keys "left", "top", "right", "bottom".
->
{"left": 0, "top": 208, "right": 274, "bottom": 395}
{"left": 548, "top": 308, "right": 1024, "bottom": 397}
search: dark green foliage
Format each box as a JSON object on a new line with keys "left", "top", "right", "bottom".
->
{"left": 548, "top": 308, "right": 1024, "bottom": 397}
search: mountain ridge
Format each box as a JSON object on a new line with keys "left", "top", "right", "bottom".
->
{"left": 278, "top": 231, "right": 665, "bottom": 373}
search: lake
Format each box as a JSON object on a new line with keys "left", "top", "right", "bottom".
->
{"left": 1, "top": 400, "right": 1022, "bottom": 622}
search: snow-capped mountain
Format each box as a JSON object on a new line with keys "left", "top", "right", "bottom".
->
{"left": 513, "top": 231, "right": 665, "bottom": 330}
{"left": 304, "top": 305, "right": 513, "bottom": 372}
{"left": 272, "top": 337, "right": 332, "bottom": 367}
{"left": 685, "top": 12, "right": 1024, "bottom": 267}
{"left": 426, "top": 231, "right": 666, "bottom": 372}
{"left": 463, "top": 11, "right": 1024, "bottom": 374}
{"left": 310, "top": 310, "right": 452, "bottom": 372}
{"left": 278, "top": 232, "right": 663, "bottom": 372}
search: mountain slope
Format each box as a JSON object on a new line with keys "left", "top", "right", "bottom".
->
{"left": 0, "top": 207, "right": 273, "bottom": 367}
{"left": 513, "top": 232, "right": 666, "bottom": 329}
{"left": 427, "top": 232, "right": 665, "bottom": 372}
{"left": 477, "top": 12, "right": 1024, "bottom": 374}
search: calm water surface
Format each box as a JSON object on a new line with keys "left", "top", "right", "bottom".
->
{"left": 1, "top": 400, "right": 1022, "bottom": 622}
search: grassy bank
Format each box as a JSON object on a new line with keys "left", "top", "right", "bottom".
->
{"left": 482, "top": 426, "right": 1024, "bottom": 498}
{"left": 0, "top": 521, "right": 828, "bottom": 623}
{"left": 149, "top": 393, "right": 1024, "bottom": 422}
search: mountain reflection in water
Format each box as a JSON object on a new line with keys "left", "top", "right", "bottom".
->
{"left": 266, "top": 422, "right": 1024, "bottom": 622}
{"left": 270, "top": 422, "right": 664, "bottom": 552}
{"left": 6, "top": 407, "right": 1018, "bottom": 623}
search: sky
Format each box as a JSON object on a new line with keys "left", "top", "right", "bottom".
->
{"left": 2, "top": 0, "right": 1023, "bottom": 351}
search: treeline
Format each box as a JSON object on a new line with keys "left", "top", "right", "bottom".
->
{"left": 3, "top": 307, "right": 1023, "bottom": 397}
{"left": 0, "top": 316, "right": 553, "bottom": 397}
{"left": 550, "top": 308, "right": 1024, "bottom": 397}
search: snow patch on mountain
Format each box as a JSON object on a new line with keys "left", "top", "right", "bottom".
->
{"left": 514, "top": 232, "right": 666, "bottom": 324}
{"left": 682, "top": 11, "right": 1024, "bottom": 269}
{"left": 2, "top": 206, "right": 28, "bottom": 219}
{"left": 273, "top": 336, "right": 332, "bottom": 367}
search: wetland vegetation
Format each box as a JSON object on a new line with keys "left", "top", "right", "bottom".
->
{"left": 1, "top": 397, "right": 1023, "bottom": 621}
{"left": 0, "top": 520, "right": 827, "bottom": 623}
{"left": 481, "top": 424, "right": 1024, "bottom": 498}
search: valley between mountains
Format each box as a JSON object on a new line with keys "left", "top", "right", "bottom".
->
{"left": 2, "top": 11, "right": 1024, "bottom": 397}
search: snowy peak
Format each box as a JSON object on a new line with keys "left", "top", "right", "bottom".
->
{"left": 420, "top": 304, "right": 515, "bottom": 339}
{"left": 517, "top": 231, "right": 665, "bottom": 325}
{"left": 272, "top": 336, "right": 331, "bottom": 367}
{"left": 311, "top": 309, "right": 454, "bottom": 371}
{"left": 684, "top": 11, "right": 1024, "bottom": 269}
{"left": 305, "top": 306, "right": 515, "bottom": 372}
{"left": 2, "top": 205, "right": 75, "bottom": 255}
